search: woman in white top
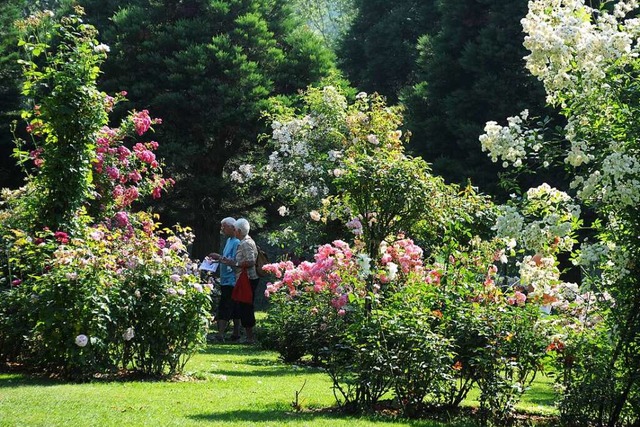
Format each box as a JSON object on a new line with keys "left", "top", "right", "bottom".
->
{"left": 220, "top": 217, "right": 259, "bottom": 343}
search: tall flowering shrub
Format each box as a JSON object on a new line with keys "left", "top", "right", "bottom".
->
{"left": 262, "top": 235, "right": 561, "bottom": 421}
{"left": 0, "top": 8, "right": 210, "bottom": 379}
{"left": 480, "top": 0, "right": 640, "bottom": 424}
{"left": 233, "top": 86, "right": 497, "bottom": 257}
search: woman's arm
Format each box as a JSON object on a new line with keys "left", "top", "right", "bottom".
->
{"left": 236, "top": 240, "right": 257, "bottom": 268}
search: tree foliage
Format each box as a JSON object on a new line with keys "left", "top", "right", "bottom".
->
{"left": 338, "top": 0, "right": 438, "bottom": 102}
{"left": 78, "top": 0, "right": 336, "bottom": 257}
{"left": 402, "top": 0, "right": 548, "bottom": 196}
{"left": 292, "top": 0, "right": 356, "bottom": 50}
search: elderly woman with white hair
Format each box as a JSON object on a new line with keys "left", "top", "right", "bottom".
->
{"left": 220, "top": 217, "right": 259, "bottom": 344}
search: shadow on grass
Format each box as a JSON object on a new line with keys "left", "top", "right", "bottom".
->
{"left": 200, "top": 343, "right": 273, "bottom": 357}
{"left": 188, "top": 405, "right": 475, "bottom": 426}
{"left": 206, "top": 365, "right": 319, "bottom": 378}
{"left": 522, "top": 379, "right": 557, "bottom": 407}
{"left": 523, "top": 390, "right": 557, "bottom": 407}
{"left": 0, "top": 373, "right": 62, "bottom": 388}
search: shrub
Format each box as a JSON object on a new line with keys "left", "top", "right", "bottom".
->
{"left": 0, "top": 8, "right": 209, "bottom": 379}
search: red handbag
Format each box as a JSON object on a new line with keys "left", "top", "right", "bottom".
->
{"left": 231, "top": 269, "right": 253, "bottom": 304}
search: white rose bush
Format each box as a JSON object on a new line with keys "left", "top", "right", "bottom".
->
{"left": 480, "top": 0, "right": 640, "bottom": 424}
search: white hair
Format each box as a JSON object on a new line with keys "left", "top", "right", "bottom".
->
{"left": 234, "top": 218, "right": 250, "bottom": 237}
{"left": 221, "top": 217, "right": 236, "bottom": 227}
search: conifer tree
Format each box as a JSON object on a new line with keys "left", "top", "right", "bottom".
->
{"left": 80, "top": 0, "right": 336, "bottom": 256}
{"left": 338, "top": 0, "right": 438, "bottom": 101}
{"left": 402, "top": 0, "right": 547, "bottom": 195}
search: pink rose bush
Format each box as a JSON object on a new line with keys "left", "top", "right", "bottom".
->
{"left": 261, "top": 233, "right": 575, "bottom": 419}
{"left": 264, "top": 237, "right": 431, "bottom": 313}
{"left": 0, "top": 9, "right": 209, "bottom": 379}
{"left": 92, "top": 109, "right": 174, "bottom": 223}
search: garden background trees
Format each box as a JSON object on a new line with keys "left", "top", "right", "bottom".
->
{"left": 402, "top": 0, "right": 548, "bottom": 196}
{"left": 338, "top": 0, "right": 438, "bottom": 102}
{"left": 0, "top": 0, "right": 559, "bottom": 235}
{"left": 339, "top": 0, "right": 551, "bottom": 197}
{"left": 74, "top": 0, "right": 336, "bottom": 257}
{"left": 292, "top": 0, "right": 356, "bottom": 50}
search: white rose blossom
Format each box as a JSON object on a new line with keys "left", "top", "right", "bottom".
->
{"left": 278, "top": 206, "right": 289, "bottom": 216}
{"left": 75, "top": 334, "right": 89, "bottom": 347}
{"left": 122, "top": 327, "right": 135, "bottom": 341}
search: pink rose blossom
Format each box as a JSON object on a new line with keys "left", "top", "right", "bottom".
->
{"left": 114, "top": 211, "right": 129, "bottom": 227}
{"left": 54, "top": 231, "right": 70, "bottom": 244}
{"left": 133, "top": 110, "right": 152, "bottom": 135}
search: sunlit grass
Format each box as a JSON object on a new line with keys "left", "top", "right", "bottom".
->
{"left": 0, "top": 343, "right": 473, "bottom": 426}
{"left": 0, "top": 329, "right": 557, "bottom": 426}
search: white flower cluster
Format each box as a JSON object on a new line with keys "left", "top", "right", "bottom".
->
{"left": 93, "top": 43, "right": 110, "bottom": 53}
{"left": 601, "top": 242, "right": 632, "bottom": 288}
{"left": 236, "top": 86, "right": 354, "bottom": 235}
{"left": 122, "top": 327, "right": 135, "bottom": 341}
{"left": 518, "top": 0, "right": 640, "bottom": 212}
{"left": 519, "top": 254, "right": 561, "bottom": 293}
{"left": 526, "top": 182, "right": 573, "bottom": 205}
{"left": 321, "top": 85, "right": 348, "bottom": 112}
{"left": 590, "top": 151, "right": 640, "bottom": 207}
{"left": 493, "top": 205, "right": 524, "bottom": 249}
{"left": 573, "top": 241, "right": 609, "bottom": 268}
{"left": 568, "top": 149, "right": 640, "bottom": 208}
{"left": 494, "top": 184, "right": 579, "bottom": 253}
{"left": 522, "top": 0, "right": 634, "bottom": 106}
{"left": 230, "top": 164, "right": 254, "bottom": 183}
{"left": 479, "top": 110, "right": 536, "bottom": 167}
{"left": 564, "top": 119, "right": 593, "bottom": 167}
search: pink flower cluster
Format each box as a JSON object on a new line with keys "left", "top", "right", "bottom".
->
{"left": 92, "top": 109, "right": 171, "bottom": 212}
{"left": 507, "top": 291, "right": 527, "bottom": 306}
{"left": 263, "top": 240, "right": 359, "bottom": 311}
{"left": 264, "top": 238, "right": 433, "bottom": 312}
{"left": 132, "top": 110, "right": 152, "bottom": 136}
{"left": 133, "top": 142, "right": 159, "bottom": 168}
{"left": 30, "top": 148, "right": 44, "bottom": 168}
{"left": 379, "top": 238, "right": 424, "bottom": 275}
{"left": 54, "top": 231, "right": 70, "bottom": 244}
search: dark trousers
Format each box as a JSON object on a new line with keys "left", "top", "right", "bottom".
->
{"left": 235, "top": 278, "right": 259, "bottom": 327}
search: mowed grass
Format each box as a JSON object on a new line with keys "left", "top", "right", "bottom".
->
{"left": 0, "top": 341, "right": 557, "bottom": 427}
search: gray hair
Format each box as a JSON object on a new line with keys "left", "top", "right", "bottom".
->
{"left": 221, "top": 217, "right": 236, "bottom": 227}
{"left": 234, "top": 218, "right": 250, "bottom": 237}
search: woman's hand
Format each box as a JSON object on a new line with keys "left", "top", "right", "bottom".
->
{"left": 221, "top": 257, "right": 236, "bottom": 266}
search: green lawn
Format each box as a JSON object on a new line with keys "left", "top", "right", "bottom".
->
{"left": 0, "top": 343, "right": 556, "bottom": 426}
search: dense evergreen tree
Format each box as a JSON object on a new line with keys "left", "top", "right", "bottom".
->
{"left": 0, "top": 0, "right": 32, "bottom": 189}
{"left": 402, "top": 0, "right": 548, "bottom": 196}
{"left": 79, "top": 0, "right": 336, "bottom": 256}
{"left": 338, "top": 0, "right": 438, "bottom": 101}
